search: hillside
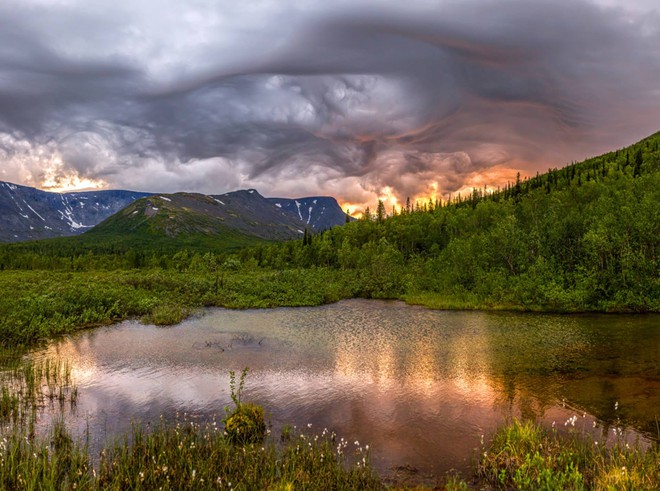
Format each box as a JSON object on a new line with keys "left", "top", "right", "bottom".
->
{"left": 266, "top": 196, "right": 352, "bottom": 230}
{"left": 86, "top": 189, "right": 307, "bottom": 248}
{"left": 236, "top": 131, "right": 660, "bottom": 311}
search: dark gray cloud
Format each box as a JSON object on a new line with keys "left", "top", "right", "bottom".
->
{"left": 0, "top": 0, "right": 659, "bottom": 208}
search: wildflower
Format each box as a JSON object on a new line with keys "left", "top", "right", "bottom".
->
{"left": 614, "top": 401, "right": 619, "bottom": 410}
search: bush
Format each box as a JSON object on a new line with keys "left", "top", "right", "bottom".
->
{"left": 149, "top": 303, "right": 188, "bottom": 325}
{"left": 222, "top": 368, "right": 267, "bottom": 445}
{"left": 224, "top": 402, "right": 266, "bottom": 445}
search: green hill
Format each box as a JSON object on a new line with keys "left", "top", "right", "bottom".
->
{"left": 238, "top": 131, "right": 660, "bottom": 312}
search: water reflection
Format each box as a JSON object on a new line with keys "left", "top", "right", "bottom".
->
{"left": 32, "top": 300, "right": 659, "bottom": 481}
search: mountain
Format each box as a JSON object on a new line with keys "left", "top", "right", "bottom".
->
{"left": 88, "top": 189, "right": 305, "bottom": 243}
{"left": 0, "top": 181, "right": 149, "bottom": 243}
{"left": 266, "top": 196, "right": 352, "bottom": 230}
{"left": 57, "top": 188, "right": 351, "bottom": 253}
{"left": 0, "top": 183, "right": 352, "bottom": 244}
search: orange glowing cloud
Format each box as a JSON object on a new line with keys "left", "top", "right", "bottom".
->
{"left": 40, "top": 159, "right": 107, "bottom": 193}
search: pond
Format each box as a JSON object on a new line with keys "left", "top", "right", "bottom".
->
{"left": 33, "top": 299, "right": 659, "bottom": 483}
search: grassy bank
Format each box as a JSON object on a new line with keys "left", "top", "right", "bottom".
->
{"left": 0, "top": 268, "right": 360, "bottom": 346}
{"left": 478, "top": 419, "right": 660, "bottom": 490}
{"left": 4, "top": 265, "right": 655, "bottom": 348}
{"left": 0, "top": 419, "right": 382, "bottom": 490}
{"left": 1, "top": 410, "right": 657, "bottom": 489}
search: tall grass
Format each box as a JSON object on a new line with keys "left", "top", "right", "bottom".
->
{"left": 0, "top": 415, "right": 382, "bottom": 490}
{"left": 0, "top": 350, "right": 77, "bottom": 428}
{"left": 0, "top": 358, "right": 382, "bottom": 490}
{"left": 478, "top": 419, "right": 660, "bottom": 490}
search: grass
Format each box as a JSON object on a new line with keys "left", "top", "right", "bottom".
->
{"left": 0, "top": 358, "right": 382, "bottom": 490}
{"left": 0, "top": 350, "right": 78, "bottom": 429}
{"left": 0, "top": 268, "right": 360, "bottom": 347}
{"left": 478, "top": 419, "right": 660, "bottom": 490}
{"left": 0, "top": 417, "right": 382, "bottom": 490}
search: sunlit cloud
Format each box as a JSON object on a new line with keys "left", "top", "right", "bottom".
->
{"left": 0, "top": 0, "right": 658, "bottom": 210}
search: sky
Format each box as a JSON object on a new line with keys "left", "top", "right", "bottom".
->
{"left": 0, "top": 0, "right": 659, "bottom": 213}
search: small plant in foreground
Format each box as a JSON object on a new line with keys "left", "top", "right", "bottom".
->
{"left": 223, "top": 367, "right": 267, "bottom": 445}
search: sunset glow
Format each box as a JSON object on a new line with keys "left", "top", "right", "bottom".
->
{"left": 0, "top": 0, "right": 658, "bottom": 210}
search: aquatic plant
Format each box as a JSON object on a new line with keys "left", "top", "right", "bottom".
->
{"left": 223, "top": 368, "right": 267, "bottom": 445}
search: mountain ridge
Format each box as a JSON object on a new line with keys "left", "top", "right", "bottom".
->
{"left": 0, "top": 181, "right": 150, "bottom": 243}
{"left": 0, "top": 183, "right": 352, "bottom": 244}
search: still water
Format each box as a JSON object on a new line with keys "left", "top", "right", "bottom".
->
{"left": 34, "top": 300, "right": 659, "bottom": 481}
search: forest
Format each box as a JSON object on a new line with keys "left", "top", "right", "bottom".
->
{"left": 238, "top": 133, "right": 660, "bottom": 312}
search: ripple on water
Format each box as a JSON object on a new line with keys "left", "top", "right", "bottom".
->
{"left": 28, "top": 299, "right": 660, "bottom": 480}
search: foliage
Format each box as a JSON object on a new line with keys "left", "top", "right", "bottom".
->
{"left": 150, "top": 303, "right": 189, "bottom": 326}
{"left": 0, "top": 268, "right": 358, "bottom": 347}
{"left": 232, "top": 132, "right": 660, "bottom": 313}
{"left": 223, "top": 368, "right": 267, "bottom": 445}
{"left": 479, "top": 419, "right": 660, "bottom": 490}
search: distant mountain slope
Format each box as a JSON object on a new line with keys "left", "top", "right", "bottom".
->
{"left": 89, "top": 189, "right": 306, "bottom": 243}
{"left": 0, "top": 181, "right": 149, "bottom": 242}
{"left": 266, "top": 196, "right": 352, "bottom": 230}
{"left": 0, "top": 181, "right": 352, "bottom": 244}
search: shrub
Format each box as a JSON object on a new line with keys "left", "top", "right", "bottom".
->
{"left": 223, "top": 368, "right": 267, "bottom": 445}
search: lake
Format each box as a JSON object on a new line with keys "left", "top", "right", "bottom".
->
{"left": 32, "top": 299, "right": 659, "bottom": 483}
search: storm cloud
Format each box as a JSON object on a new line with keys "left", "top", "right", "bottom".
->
{"left": 1, "top": 0, "right": 659, "bottom": 209}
